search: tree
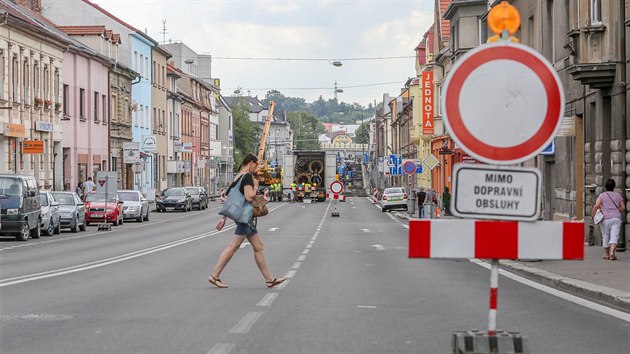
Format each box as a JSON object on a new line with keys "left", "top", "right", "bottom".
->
{"left": 232, "top": 99, "right": 260, "bottom": 169}
{"left": 355, "top": 121, "right": 369, "bottom": 144}
{"left": 287, "top": 111, "right": 322, "bottom": 150}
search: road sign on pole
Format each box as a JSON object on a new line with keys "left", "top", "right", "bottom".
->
{"left": 441, "top": 42, "right": 565, "bottom": 165}
{"left": 451, "top": 164, "right": 541, "bottom": 221}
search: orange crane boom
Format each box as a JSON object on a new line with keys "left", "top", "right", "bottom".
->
{"left": 257, "top": 101, "right": 275, "bottom": 163}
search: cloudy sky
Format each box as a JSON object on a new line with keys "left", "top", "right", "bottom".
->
{"left": 93, "top": 0, "right": 435, "bottom": 107}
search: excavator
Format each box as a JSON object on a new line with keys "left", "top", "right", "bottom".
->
{"left": 255, "top": 101, "right": 279, "bottom": 188}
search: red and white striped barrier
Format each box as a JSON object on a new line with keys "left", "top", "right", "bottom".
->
{"left": 372, "top": 188, "right": 378, "bottom": 204}
{"left": 326, "top": 193, "right": 346, "bottom": 201}
{"left": 220, "top": 188, "right": 226, "bottom": 203}
{"left": 263, "top": 188, "right": 269, "bottom": 202}
{"left": 408, "top": 220, "right": 584, "bottom": 260}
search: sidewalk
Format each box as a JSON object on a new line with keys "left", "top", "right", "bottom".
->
{"left": 397, "top": 210, "right": 630, "bottom": 312}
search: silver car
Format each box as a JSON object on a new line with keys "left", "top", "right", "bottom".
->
{"left": 380, "top": 187, "right": 408, "bottom": 212}
{"left": 50, "top": 191, "right": 87, "bottom": 233}
{"left": 118, "top": 190, "right": 149, "bottom": 222}
{"left": 40, "top": 191, "right": 61, "bottom": 236}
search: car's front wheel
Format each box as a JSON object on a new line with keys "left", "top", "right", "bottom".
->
{"left": 71, "top": 217, "right": 79, "bottom": 233}
{"left": 79, "top": 217, "right": 86, "bottom": 231}
{"left": 31, "top": 221, "right": 41, "bottom": 239}
{"left": 54, "top": 219, "right": 61, "bottom": 234}
{"left": 16, "top": 222, "right": 30, "bottom": 241}
{"left": 143, "top": 209, "right": 149, "bottom": 221}
{"left": 44, "top": 218, "right": 54, "bottom": 236}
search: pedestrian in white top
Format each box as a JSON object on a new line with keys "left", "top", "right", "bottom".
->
{"left": 83, "top": 177, "right": 95, "bottom": 195}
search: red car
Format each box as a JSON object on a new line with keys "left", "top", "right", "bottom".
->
{"left": 84, "top": 192, "right": 124, "bottom": 226}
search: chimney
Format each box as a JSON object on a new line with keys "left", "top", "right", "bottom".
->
{"left": 14, "top": 0, "right": 41, "bottom": 12}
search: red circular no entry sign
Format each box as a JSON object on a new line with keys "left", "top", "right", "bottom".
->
{"left": 329, "top": 181, "right": 343, "bottom": 194}
{"left": 442, "top": 42, "right": 564, "bottom": 165}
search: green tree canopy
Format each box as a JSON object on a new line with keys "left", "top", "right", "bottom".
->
{"left": 354, "top": 121, "right": 370, "bottom": 144}
{"left": 287, "top": 112, "right": 322, "bottom": 150}
{"left": 232, "top": 100, "right": 260, "bottom": 169}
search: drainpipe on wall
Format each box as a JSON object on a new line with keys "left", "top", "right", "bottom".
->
{"left": 618, "top": 0, "right": 627, "bottom": 251}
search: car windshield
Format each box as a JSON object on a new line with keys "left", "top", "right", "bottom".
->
{"left": 0, "top": 177, "right": 23, "bottom": 197}
{"left": 186, "top": 188, "right": 199, "bottom": 195}
{"left": 118, "top": 192, "right": 139, "bottom": 201}
{"left": 51, "top": 192, "right": 75, "bottom": 205}
{"left": 384, "top": 188, "right": 404, "bottom": 194}
{"left": 39, "top": 194, "right": 49, "bottom": 206}
{"left": 85, "top": 194, "right": 117, "bottom": 203}
{"left": 163, "top": 189, "right": 184, "bottom": 197}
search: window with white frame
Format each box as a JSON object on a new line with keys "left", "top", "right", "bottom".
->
{"left": 43, "top": 64, "right": 49, "bottom": 100}
{"left": 591, "top": 0, "right": 601, "bottom": 24}
{"left": 12, "top": 54, "right": 18, "bottom": 102}
{"left": 33, "top": 61, "right": 39, "bottom": 100}
{"left": 22, "top": 59, "right": 29, "bottom": 104}
{"left": 94, "top": 92, "right": 99, "bottom": 122}
{"left": 102, "top": 94, "right": 107, "bottom": 124}
{"left": 0, "top": 51, "right": 4, "bottom": 100}
{"left": 54, "top": 69, "right": 60, "bottom": 104}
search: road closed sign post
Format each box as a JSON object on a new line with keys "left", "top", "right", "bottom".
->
{"left": 408, "top": 3, "right": 584, "bottom": 351}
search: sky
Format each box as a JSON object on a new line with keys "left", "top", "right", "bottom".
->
{"left": 93, "top": 0, "right": 435, "bottom": 107}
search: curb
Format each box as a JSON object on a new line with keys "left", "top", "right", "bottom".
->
{"left": 498, "top": 260, "right": 630, "bottom": 313}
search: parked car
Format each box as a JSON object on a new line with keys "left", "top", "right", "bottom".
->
{"left": 50, "top": 191, "right": 87, "bottom": 233}
{"left": 185, "top": 186, "right": 208, "bottom": 210}
{"left": 40, "top": 190, "right": 61, "bottom": 236}
{"left": 380, "top": 187, "right": 408, "bottom": 212}
{"left": 156, "top": 187, "right": 192, "bottom": 212}
{"left": 84, "top": 192, "right": 124, "bottom": 226}
{"left": 118, "top": 190, "right": 149, "bottom": 222}
{"left": 0, "top": 174, "right": 42, "bottom": 241}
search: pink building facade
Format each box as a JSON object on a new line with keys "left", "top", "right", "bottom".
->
{"left": 61, "top": 49, "right": 110, "bottom": 191}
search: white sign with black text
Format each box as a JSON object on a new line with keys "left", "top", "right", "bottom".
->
{"left": 451, "top": 163, "right": 541, "bottom": 221}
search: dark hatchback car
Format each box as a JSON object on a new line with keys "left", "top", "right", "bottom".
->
{"left": 0, "top": 174, "right": 42, "bottom": 241}
{"left": 185, "top": 186, "right": 208, "bottom": 210}
{"left": 156, "top": 187, "right": 192, "bottom": 212}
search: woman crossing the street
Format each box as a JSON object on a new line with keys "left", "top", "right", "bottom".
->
{"left": 209, "top": 153, "right": 286, "bottom": 289}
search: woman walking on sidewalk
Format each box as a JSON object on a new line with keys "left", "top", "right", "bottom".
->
{"left": 591, "top": 179, "right": 625, "bottom": 260}
{"left": 209, "top": 153, "right": 286, "bottom": 289}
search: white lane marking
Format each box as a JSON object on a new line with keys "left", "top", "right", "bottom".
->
{"left": 229, "top": 312, "right": 263, "bottom": 334}
{"left": 0, "top": 226, "right": 236, "bottom": 287}
{"left": 371, "top": 244, "right": 385, "bottom": 251}
{"left": 207, "top": 343, "right": 235, "bottom": 354}
{"left": 302, "top": 249, "right": 310, "bottom": 255}
{"left": 361, "top": 228, "right": 370, "bottom": 233}
{"left": 305, "top": 244, "right": 312, "bottom": 249}
{"left": 308, "top": 241, "right": 315, "bottom": 245}
{"left": 275, "top": 279, "right": 289, "bottom": 290}
{"left": 256, "top": 293, "right": 279, "bottom": 307}
{"left": 470, "top": 259, "right": 630, "bottom": 323}
{"left": 239, "top": 242, "right": 250, "bottom": 249}
{"left": 291, "top": 262, "right": 302, "bottom": 269}
{"left": 297, "top": 255, "right": 307, "bottom": 261}
{"left": 357, "top": 305, "right": 377, "bottom": 309}
{"left": 285, "top": 270, "right": 297, "bottom": 278}
{"left": 386, "top": 213, "right": 397, "bottom": 221}
{"left": 268, "top": 227, "right": 279, "bottom": 232}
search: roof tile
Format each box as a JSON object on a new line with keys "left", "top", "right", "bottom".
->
{"left": 57, "top": 25, "right": 106, "bottom": 36}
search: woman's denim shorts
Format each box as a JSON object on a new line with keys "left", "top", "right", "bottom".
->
{"left": 235, "top": 220, "right": 258, "bottom": 237}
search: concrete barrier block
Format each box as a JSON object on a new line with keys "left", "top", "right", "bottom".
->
{"left": 452, "top": 329, "right": 528, "bottom": 354}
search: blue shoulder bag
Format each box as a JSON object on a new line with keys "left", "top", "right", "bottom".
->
{"left": 219, "top": 175, "right": 253, "bottom": 224}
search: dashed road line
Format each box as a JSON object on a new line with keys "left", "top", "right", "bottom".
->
{"left": 229, "top": 312, "right": 263, "bottom": 334}
{"left": 207, "top": 343, "right": 235, "bottom": 354}
{"left": 256, "top": 293, "right": 279, "bottom": 307}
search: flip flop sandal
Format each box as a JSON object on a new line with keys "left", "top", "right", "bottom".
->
{"left": 266, "top": 277, "right": 286, "bottom": 288}
{"left": 209, "top": 274, "right": 228, "bottom": 288}
{"left": 603, "top": 255, "right": 610, "bottom": 260}
{"left": 610, "top": 255, "right": 618, "bottom": 261}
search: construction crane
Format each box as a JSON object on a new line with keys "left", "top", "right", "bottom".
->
{"left": 255, "top": 101, "right": 278, "bottom": 188}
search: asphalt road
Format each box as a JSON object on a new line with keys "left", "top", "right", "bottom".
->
{"left": 1, "top": 198, "right": 628, "bottom": 353}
